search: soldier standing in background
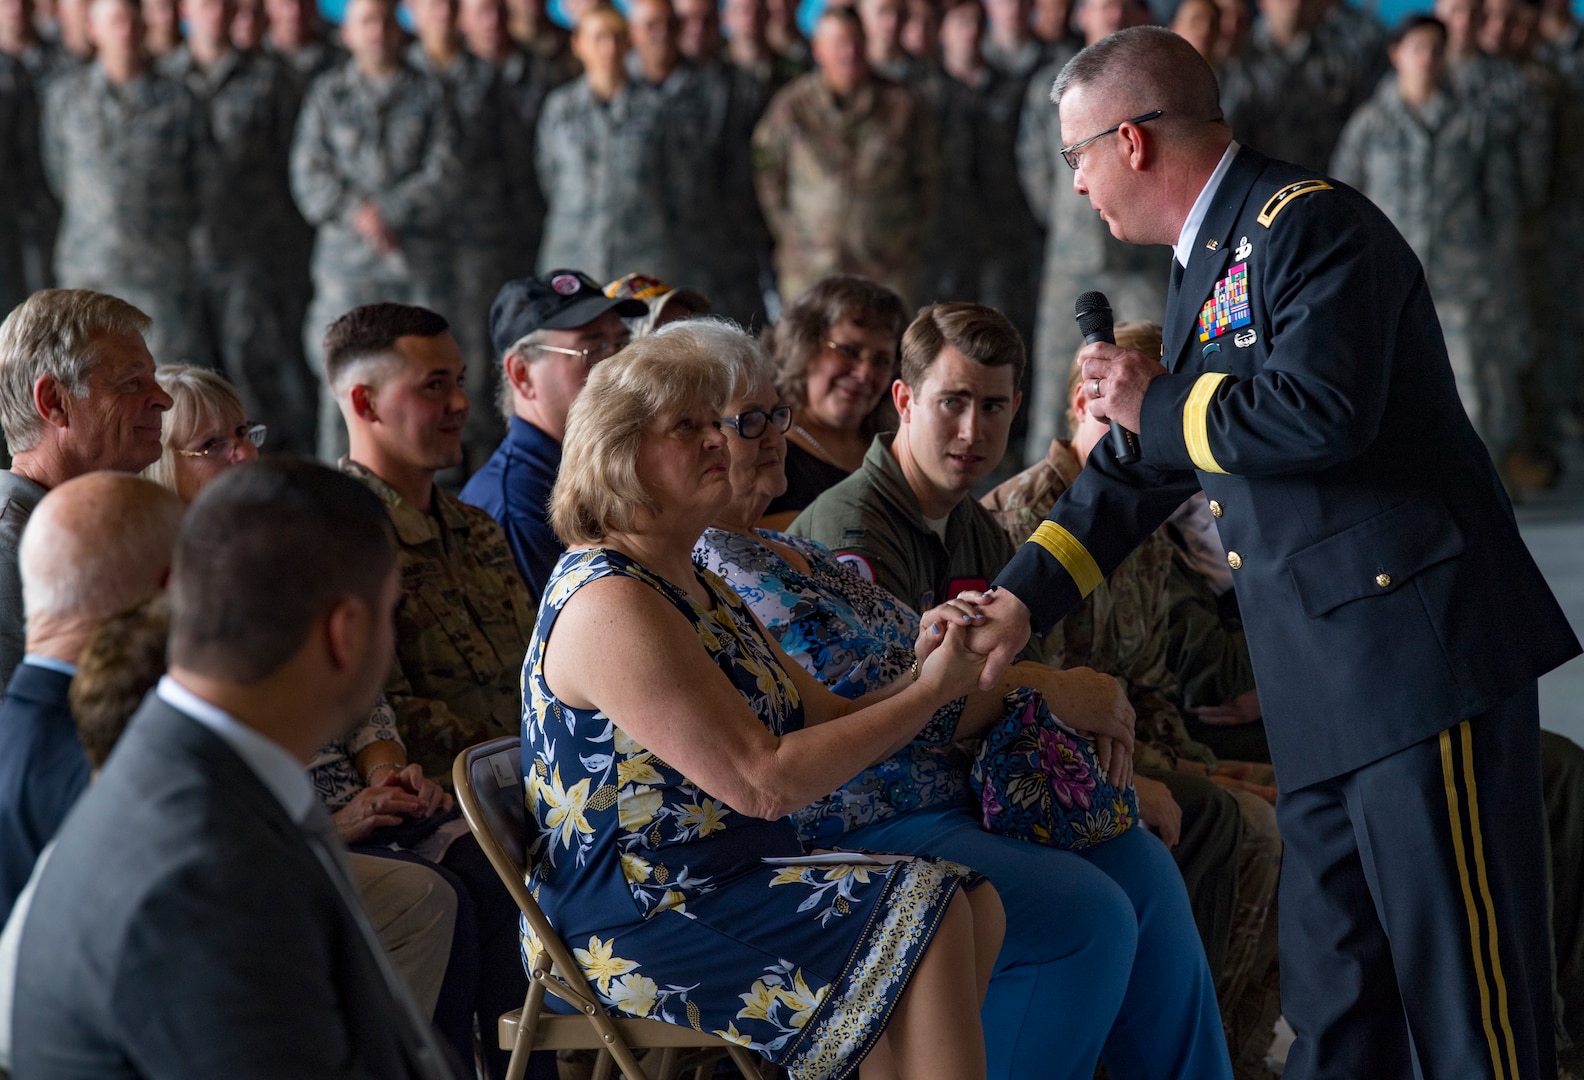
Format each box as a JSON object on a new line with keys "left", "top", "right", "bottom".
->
{"left": 1018, "top": 0, "right": 1163, "bottom": 456}
{"left": 1330, "top": 15, "right": 1525, "bottom": 481}
{"left": 407, "top": 0, "right": 522, "bottom": 468}
{"left": 504, "top": 0, "right": 577, "bottom": 83}
{"left": 980, "top": 0, "right": 1056, "bottom": 406}
{"left": 1219, "top": 0, "right": 1362, "bottom": 171}
{"left": 229, "top": 0, "right": 264, "bottom": 48}
{"left": 264, "top": 0, "right": 345, "bottom": 86}
{"left": 723, "top": 0, "right": 806, "bottom": 93}
{"left": 0, "top": 56, "right": 49, "bottom": 314}
{"left": 140, "top": 0, "right": 180, "bottom": 57}
{"left": 290, "top": 0, "right": 458, "bottom": 460}
{"left": 459, "top": 0, "right": 556, "bottom": 275}
{"left": 753, "top": 6, "right": 939, "bottom": 307}
{"left": 161, "top": 0, "right": 316, "bottom": 453}
{"left": 923, "top": 0, "right": 989, "bottom": 308}
{"left": 42, "top": 0, "right": 208, "bottom": 363}
{"left": 3, "top": 0, "right": 73, "bottom": 295}
{"left": 673, "top": 0, "right": 772, "bottom": 326}
{"left": 535, "top": 5, "right": 686, "bottom": 282}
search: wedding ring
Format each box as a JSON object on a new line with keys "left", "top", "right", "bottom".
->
{"left": 1091, "top": 378, "right": 1103, "bottom": 398}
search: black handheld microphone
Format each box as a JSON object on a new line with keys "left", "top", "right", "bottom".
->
{"left": 1074, "top": 291, "right": 1141, "bottom": 466}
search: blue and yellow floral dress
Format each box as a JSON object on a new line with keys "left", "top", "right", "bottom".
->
{"left": 522, "top": 548, "right": 974, "bottom": 1079}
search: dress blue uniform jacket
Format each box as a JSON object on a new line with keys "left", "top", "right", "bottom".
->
{"left": 995, "top": 145, "right": 1581, "bottom": 791}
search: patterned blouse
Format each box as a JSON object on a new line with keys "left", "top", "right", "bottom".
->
{"left": 694, "top": 527, "right": 972, "bottom": 841}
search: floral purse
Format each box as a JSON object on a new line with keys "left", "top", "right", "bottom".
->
{"left": 968, "top": 688, "right": 1138, "bottom": 851}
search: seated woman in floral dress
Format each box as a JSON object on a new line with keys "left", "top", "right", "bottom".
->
{"left": 522, "top": 330, "right": 1004, "bottom": 1080}
{"left": 682, "top": 318, "right": 1232, "bottom": 1080}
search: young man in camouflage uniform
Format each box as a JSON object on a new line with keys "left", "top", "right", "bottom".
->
{"left": 752, "top": 6, "right": 939, "bottom": 307}
{"left": 326, "top": 302, "right": 535, "bottom": 785}
{"left": 161, "top": 0, "right": 317, "bottom": 453}
{"left": 41, "top": 0, "right": 210, "bottom": 364}
{"left": 290, "top": 0, "right": 458, "bottom": 461}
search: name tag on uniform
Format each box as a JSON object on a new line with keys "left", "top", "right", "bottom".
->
{"left": 1197, "top": 262, "right": 1251, "bottom": 343}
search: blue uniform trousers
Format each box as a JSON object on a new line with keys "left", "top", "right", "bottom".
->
{"left": 1278, "top": 684, "right": 1554, "bottom": 1080}
{"left": 841, "top": 807, "right": 1231, "bottom": 1080}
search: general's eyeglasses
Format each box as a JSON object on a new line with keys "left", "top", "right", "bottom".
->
{"left": 1059, "top": 109, "right": 1163, "bottom": 170}
{"left": 175, "top": 423, "right": 267, "bottom": 461}
{"left": 531, "top": 338, "right": 631, "bottom": 364}
{"left": 719, "top": 405, "right": 793, "bottom": 439}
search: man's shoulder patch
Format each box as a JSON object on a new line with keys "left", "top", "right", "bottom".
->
{"left": 1257, "top": 180, "right": 1333, "bottom": 228}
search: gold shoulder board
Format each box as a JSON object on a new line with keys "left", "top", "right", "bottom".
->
{"left": 1257, "top": 180, "right": 1333, "bottom": 228}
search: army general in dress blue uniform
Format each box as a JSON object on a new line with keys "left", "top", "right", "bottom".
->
{"left": 960, "top": 26, "right": 1582, "bottom": 1080}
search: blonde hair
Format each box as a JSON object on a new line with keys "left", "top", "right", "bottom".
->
{"left": 142, "top": 366, "right": 247, "bottom": 497}
{"left": 0, "top": 289, "right": 151, "bottom": 455}
{"left": 1065, "top": 320, "right": 1162, "bottom": 433}
{"left": 550, "top": 326, "right": 736, "bottom": 546}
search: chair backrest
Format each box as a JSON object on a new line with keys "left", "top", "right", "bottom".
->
{"left": 453, "top": 735, "right": 605, "bottom": 1014}
{"left": 454, "top": 735, "right": 537, "bottom": 914}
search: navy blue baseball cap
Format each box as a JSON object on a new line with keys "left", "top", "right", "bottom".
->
{"left": 489, "top": 270, "right": 648, "bottom": 358}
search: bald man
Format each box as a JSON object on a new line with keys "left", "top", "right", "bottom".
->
{"left": 968, "top": 26, "right": 1579, "bottom": 1080}
{"left": 0, "top": 472, "right": 183, "bottom": 923}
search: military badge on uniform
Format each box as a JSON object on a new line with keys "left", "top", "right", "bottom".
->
{"left": 1235, "top": 329, "right": 1257, "bottom": 348}
{"left": 1235, "top": 235, "right": 1252, "bottom": 260}
{"left": 1197, "top": 262, "right": 1251, "bottom": 342}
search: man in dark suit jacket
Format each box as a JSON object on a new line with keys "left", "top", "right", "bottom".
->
{"left": 12, "top": 461, "right": 462, "bottom": 1080}
{"left": 0, "top": 473, "right": 184, "bottom": 923}
{"left": 963, "top": 26, "right": 1581, "bottom": 1080}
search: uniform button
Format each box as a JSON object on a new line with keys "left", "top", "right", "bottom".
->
{"left": 1209, "top": 500, "right": 1223, "bottom": 518}
{"left": 1376, "top": 572, "right": 1391, "bottom": 588}
{"left": 1227, "top": 551, "right": 1242, "bottom": 570}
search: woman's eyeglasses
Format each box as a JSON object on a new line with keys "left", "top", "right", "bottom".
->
{"left": 719, "top": 405, "right": 793, "bottom": 439}
{"left": 175, "top": 423, "right": 267, "bottom": 461}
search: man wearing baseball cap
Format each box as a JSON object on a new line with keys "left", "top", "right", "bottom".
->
{"left": 460, "top": 270, "right": 646, "bottom": 601}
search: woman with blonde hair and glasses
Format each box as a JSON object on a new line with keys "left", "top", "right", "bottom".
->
{"left": 141, "top": 366, "right": 265, "bottom": 503}
{"left": 525, "top": 325, "right": 1005, "bottom": 1080}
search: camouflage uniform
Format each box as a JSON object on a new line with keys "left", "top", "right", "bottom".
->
{"left": 407, "top": 43, "right": 530, "bottom": 465}
{"left": 534, "top": 76, "right": 690, "bottom": 283}
{"left": 977, "top": 38, "right": 1061, "bottom": 361}
{"left": 1018, "top": 58, "right": 1169, "bottom": 456}
{"left": 1331, "top": 79, "right": 1526, "bottom": 460}
{"left": 983, "top": 439, "right": 1283, "bottom": 1077}
{"left": 160, "top": 45, "right": 317, "bottom": 453}
{"left": 916, "top": 70, "right": 988, "bottom": 309}
{"left": 1219, "top": 21, "right": 1363, "bottom": 172}
{"left": 0, "top": 55, "right": 49, "bottom": 315}
{"left": 340, "top": 459, "right": 537, "bottom": 785}
{"left": 1538, "top": 28, "right": 1584, "bottom": 422}
{"left": 492, "top": 44, "right": 559, "bottom": 272}
{"left": 659, "top": 59, "right": 772, "bottom": 326}
{"left": 290, "top": 59, "right": 459, "bottom": 460}
{"left": 752, "top": 72, "right": 941, "bottom": 307}
{"left": 266, "top": 38, "right": 347, "bottom": 91}
{"left": 41, "top": 63, "right": 209, "bottom": 363}
{"left": 7, "top": 39, "right": 72, "bottom": 294}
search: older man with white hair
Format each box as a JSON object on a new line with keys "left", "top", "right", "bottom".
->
{"left": 0, "top": 289, "right": 173, "bottom": 691}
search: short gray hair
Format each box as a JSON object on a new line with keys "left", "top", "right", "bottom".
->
{"left": 654, "top": 317, "right": 774, "bottom": 400}
{"left": 496, "top": 328, "right": 554, "bottom": 420}
{"left": 20, "top": 473, "right": 184, "bottom": 627}
{"left": 0, "top": 290, "right": 152, "bottom": 455}
{"left": 1051, "top": 25, "right": 1225, "bottom": 134}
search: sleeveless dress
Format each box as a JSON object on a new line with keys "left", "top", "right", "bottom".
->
{"left": 522, "top": 548, "right": 974, "bottom": 1079}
